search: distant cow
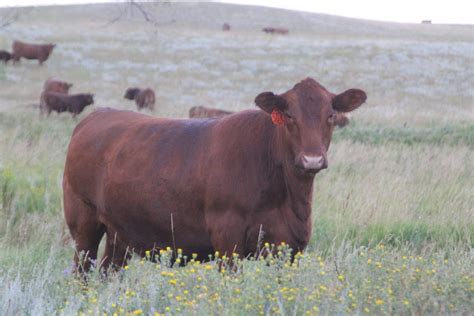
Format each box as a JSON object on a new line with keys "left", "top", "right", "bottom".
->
{"left": 189, "top": 105, "right": 351, "bottom": 128}
{"left": 189, "top": 106, "right": 233, "bottom": 119}
{"left": 63, "top": 77, "right": 366, "bottom": 272}
{"left": 262, "top": 27, "right": 289, "bottom": 35}
{"left": 0, "top": 50, "right": 11, "bottom": 63}
{"left": 222, "top": 23, "right": 231, "bottom": 31}
{"left": 11, "top": 40, "right": 56, "bottom": 65}
{"left": 44, "top": 92, "right": 94, "bottom": 117}
{"left": 124, "top": 87, "right": 155, "bottom": 111}
{"left": 40, "top": 78, "right": 73, "bottom": 114}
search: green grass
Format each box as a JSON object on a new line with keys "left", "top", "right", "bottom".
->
{"left": 0, "top": 2, "right": 473, "bottom": 315}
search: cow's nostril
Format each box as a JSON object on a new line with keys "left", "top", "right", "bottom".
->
{"left": 301, "top": 155, "right": 326, "bottom": 171}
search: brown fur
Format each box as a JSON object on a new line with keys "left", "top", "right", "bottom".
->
{"left": 63, "top": 78, "right": 366, "bottom": 272}
{"left": 124, "top": 87, "right": 155, "bottom": 111}
{"left": 44, "top": 92, "right": 94, "bottom": 117}
{"left": 11, "top": 40, "right": 56, "bottom": 65}
{"left": 189, "top": 106, "right": 233, "bottom": 119}
{"left": 262, "top": 27, "right": 289, "bottom": 34}
{"left": 0, "top": 50, "right": 11, "bottom": 63}
{"left": 40, "top": 78, "right": 73, "bottom": 114}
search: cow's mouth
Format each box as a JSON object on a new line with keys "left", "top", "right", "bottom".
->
{"left": 295, "top": 165, "right": 320, "bottom": 176}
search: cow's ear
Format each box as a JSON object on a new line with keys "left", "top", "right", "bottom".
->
{"left": 255, "top": 92, "right": 288, "bottom": 114}
{"left": 332, "top": 89, "right": 366, "bottom": 112}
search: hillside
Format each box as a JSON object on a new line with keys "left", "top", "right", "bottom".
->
{"left": 0, "top": 4, "right": 472, "bottom": 314}
{"left": 0, "top": 2, "right": 472, "bottom": 125}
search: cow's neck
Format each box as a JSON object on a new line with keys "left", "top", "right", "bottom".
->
{"left": 273, "top": 127, "right": 315, "bottom": 222}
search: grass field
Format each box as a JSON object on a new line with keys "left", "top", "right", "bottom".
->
{"left": 0, "top": 2, "right": 473, "bottom": 315}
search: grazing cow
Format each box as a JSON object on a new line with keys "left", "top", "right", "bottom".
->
{"left": 11, "top": 40, "right": 56, "bottom": 65}
{"left": 222, "top": 23, "right": 231, "bottom": 31}
{"left": 44, "top": 92, "right": 94, "bottom": 117}
{"left": 189, "top": 106, "right": 233, "bottom": 119}
{"left": 63, "top": 77, "right": 366, "bottom": 272}
{"left": 262, "top": 27, "right": 289, "bottom": 34}
{"left": 0, "top": 50, "right": 11, "bottom": 63}
{"left": 124, "top": 87, "right": 155, "bottom": 111}
{"left": 40, "top": 78, "right": 73, "bottom": 114}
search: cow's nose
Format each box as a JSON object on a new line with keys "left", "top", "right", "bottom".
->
{"left": 297, "top": 155, "right": 327, "bottom": 172}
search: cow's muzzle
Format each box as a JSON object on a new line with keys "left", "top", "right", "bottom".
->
{"left": 295, "top": 154, "right": 328, "bottom": 174}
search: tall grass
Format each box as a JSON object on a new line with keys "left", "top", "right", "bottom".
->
{"left": 0, "top": 2, "right": 472, "bottom": 315}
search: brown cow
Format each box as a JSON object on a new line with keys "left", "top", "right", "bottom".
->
{"left": 11, "top": 40, "right": 56, "bottom": 65}
{"left": 40, "top": 78, "right": 73, "bottom": 114}
{"left": 0, "top": 50, "right": 11, "bottom": 63}
{"left": 63, "top": 77, "right": 366, "bottom": 272}
{"left": 222, "top": 23, "right": 231, "bottom": 31}
{"left": 262, "top": 27, "right": 289, "bottom": 34}
{"left": 124, "top": 87, "right": 155, "bottom": 111}
{"left": 189, "top": 106, "right": 233, "bottom": 119}
{"left": 44, "top": 92, "right": 94, "bottom": 117}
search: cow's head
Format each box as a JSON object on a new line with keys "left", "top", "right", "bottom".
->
{"left": 83, "top": 94, "right": 94, "bottom": 106}
{"left": 47, "top": 44, "right": 56, "bottom": 54}
{"left": 63, "top": 82, "right": 73, "bottom": 93}
{"left": 255, "top": 77, "right": 366, "bottom": 175}
{"left": 124, "top": 88, "right": 140, "bottom": 100}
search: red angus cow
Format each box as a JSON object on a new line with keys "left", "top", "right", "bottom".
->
{"left": 40, "top": 78, "right": 73, "bottom": 114}
{"left": 63, "top": 77, "right": 366, "bottom": 272}
{"left": 12, "top": 40, "right": 56, "bottom": 65}
{"left": 124, "top": 87, "right": 156, "bottom": 111}
{"left": 189, "top": 106, "right": 233, "bottom": 119}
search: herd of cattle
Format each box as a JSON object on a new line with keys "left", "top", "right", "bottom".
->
{"left": 1, "top": 34, "right": 367, "bottom": 270}
{"left": 222, "top": 23, "right": 289, "bottom": 35}
{"left": 1, "top": 39, "right": 352, "bottom": 126}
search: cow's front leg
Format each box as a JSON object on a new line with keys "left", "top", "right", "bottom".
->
{"left": 208, "top": 212, "right": 246, "bottom": 266}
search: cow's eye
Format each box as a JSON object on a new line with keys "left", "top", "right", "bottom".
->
{"left": 284, "top": 111, "right": 293, "bottom": 119}
{"left": 328, "top": 112, "right": 336, "bottom": 123}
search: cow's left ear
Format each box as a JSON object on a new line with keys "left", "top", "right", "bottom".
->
{"left": 332, "top": 89, "right": 366, "bottom": 112}
{"left": 255, "top": 92, "right": 288, "bottom": 114}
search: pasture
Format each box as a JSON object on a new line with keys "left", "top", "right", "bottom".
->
{"left": 0, "top": 2, "right": 473, "bottom": 315}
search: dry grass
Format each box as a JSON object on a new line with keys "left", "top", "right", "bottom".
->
{"left": 0, "top": 3, "right": 472, "bottom": 315}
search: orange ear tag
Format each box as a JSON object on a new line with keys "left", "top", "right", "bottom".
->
{"left": 271, "top": 110, "right": 287, "bottom": 126}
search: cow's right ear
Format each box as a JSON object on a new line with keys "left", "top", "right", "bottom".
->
{"left": 255, "top": 92, "right": 288, "bottom": 114}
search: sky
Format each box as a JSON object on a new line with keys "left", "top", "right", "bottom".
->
{"left": 1, "top": 0, "right": 473, "bottom": 25}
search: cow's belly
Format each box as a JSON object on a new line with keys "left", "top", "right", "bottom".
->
{"left": 100, "top": 173, "right": 213, "bottom": 260}
{"left": 244, "top": 208, "right": 311, "bottom": 255}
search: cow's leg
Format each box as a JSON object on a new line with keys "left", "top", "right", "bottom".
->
{"left": 208, "top": 212, "right": 246, "bottom": 268}
{"left": 64, "top": 187, "right": 105, "bottom": 274}
{"left": 100, "top": 230, "right": 131, "bottom": 272}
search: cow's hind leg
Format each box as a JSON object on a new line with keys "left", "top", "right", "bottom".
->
{"left": 64, "top": 189, "right": 105, "bottom": 274}
{"left": 100, "top": 230, "right": 131, "bottom": 273}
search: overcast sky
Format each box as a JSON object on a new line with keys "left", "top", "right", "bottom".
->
{"left": 1, "top": 0, "right": 473, "bottom": 24}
